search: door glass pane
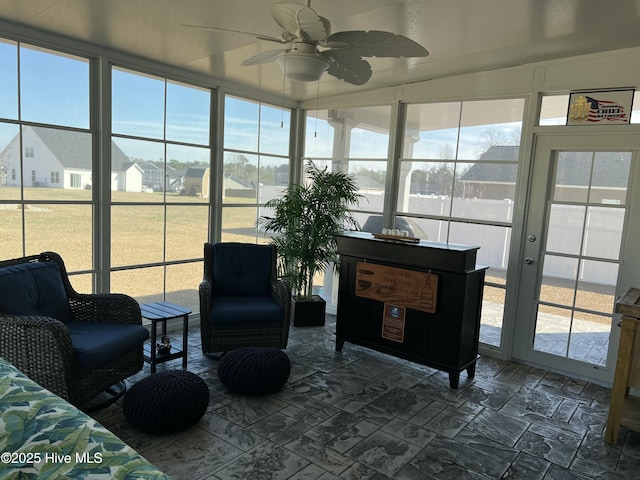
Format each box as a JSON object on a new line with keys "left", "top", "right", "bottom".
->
{"left": 590, "top": 152, "right": 631, "bottom": 203}
{"left": 575, "top": 260, "right": 618, "bottom": 314}
{"left": 539, "top": 255, "right": 578, "bottom": 307}
{"left": 552, "top": 152, "right": 592, "bottom": 202}
{"left": 534, "top": 305, "right": 571, "bottom": 356}
{"left": 546, "top": 205, "right": 585, "bottom": 255}
{"left": 582, "top": 206, "right": 624, "bottom": 259}
{"left": 568, "top": 312, "right": 610, "bottom": 365}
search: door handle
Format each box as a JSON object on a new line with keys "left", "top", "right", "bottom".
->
{"left": 524, "top": 257, "right": 534, "bottom": 265}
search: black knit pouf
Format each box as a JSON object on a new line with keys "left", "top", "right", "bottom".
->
{"left": 218, "top": 347, "right": 290, "bottom": 395}
{"left": 123, "top": 370, "right": 209, "bottom": 434}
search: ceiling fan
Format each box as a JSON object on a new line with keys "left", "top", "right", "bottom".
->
{"left": 181, "top": 1, "right": 429, "bottom": 85}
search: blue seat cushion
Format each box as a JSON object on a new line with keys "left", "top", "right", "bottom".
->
{"left": 66, "top": 321, "right": 149, "bottom": 369}
{"left": 210, "top": 296, "right": 283, "bottom": 324}
{"left": 212, "top": 243, "right": 272, "bottom": 297}
{"left": 0, "top": 262, "right": 74, "bottom": 323}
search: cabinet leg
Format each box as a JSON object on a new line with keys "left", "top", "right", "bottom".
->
{"left": 448, "top": 372, "right": 460, "bottom": 389}
{"left": 336, "top": 336, "right": 345, "bottom": 352}
{"left": 467, "top": 362, "right": 476, "bottom": 378}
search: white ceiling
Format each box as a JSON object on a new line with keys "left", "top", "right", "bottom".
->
{"left": 2, "top": 0, "right": 640, "bottom": 102}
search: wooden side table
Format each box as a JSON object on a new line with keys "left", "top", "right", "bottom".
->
{"left": 606, "top": 288, "right": 640, "bottom": 444}
{"left": 140, "top": 301, "right": 191, "bottom": 374}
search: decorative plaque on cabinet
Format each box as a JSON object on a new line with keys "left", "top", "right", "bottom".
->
{"left": 355, "top": 262, "right": 438, "bottom": 313}
{"left": 382, "top": 304, "right": 406, "bottom": 342}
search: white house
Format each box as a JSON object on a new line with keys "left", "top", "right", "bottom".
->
{"left": 0, "top": 126, "right": 141, "bottom": 192}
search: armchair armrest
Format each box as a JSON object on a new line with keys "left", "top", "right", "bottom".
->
{"left": 199, "top": 278, "right": 213, "bottom": 321}
{"left": 272, "top": 279, "right": 291, "bottom": 328}
{"left": 0, "top": 314, "right": 78, "bottom": 402}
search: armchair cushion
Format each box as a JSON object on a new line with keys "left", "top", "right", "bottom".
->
{"left": 0, "top": 262, "right": 74, "bottom": 323}
{"left": 212, "top": 243, "right": 272, "bottom": 296}
{"left": 66, "top": 321, "right": 150, "bottom": 369}
{"left": 210, "top": 296, "right": 283, "bottom": 325}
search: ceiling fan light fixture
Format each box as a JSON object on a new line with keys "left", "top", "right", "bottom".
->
{"left": 277, "top": 50, "right": 329, "bottom": 82}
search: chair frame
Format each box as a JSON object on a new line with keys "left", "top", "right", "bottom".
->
{"left": 0, "top": 251, "right": 145, "bottom": 408}
{"left": 199, "top": 242, "right": 291, "bottom": 354}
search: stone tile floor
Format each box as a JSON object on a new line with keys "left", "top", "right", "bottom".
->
{"left": 91, "top": 315, "right": 640, "bottom": 480}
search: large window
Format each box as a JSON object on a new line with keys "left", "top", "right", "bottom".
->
{"left": 110, "top": 67, "right": 211, "bottom": 311}
{"left": 399, "top": 99, "right": 525, "bottom": 347}
{"left": 0, "top": 40, "right": 93, "bottom": 291}
{"left": 305, "top": 106, "right": 391, "bottom": 230}
{"left": 223, "top": 95, "right": 291, "bottom": 244}
{"left": 304, "top": 106, "right": 392, "bottom": 301}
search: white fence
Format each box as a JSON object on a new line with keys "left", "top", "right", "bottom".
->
{"left": 259, "top": 186, "right": 622, "bottom": 286}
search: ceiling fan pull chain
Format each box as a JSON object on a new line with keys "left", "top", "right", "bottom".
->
{"left": 281, "top": 54, "right": 287, "bottom": 128}
{"left": 314, "top": 79, "right": 320, "bottom": 137}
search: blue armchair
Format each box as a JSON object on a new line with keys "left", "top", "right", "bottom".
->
{"left": 0, "top": 251, "right": 149, "bottom": 408}
{"left": 199, "top": 242, "right": 291, "bottom": 355}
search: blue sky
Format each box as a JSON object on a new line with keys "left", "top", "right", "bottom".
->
{"left": 2, "top": 40, "right": 528, "bottom": 170}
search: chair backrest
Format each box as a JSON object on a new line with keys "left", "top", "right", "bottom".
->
{"left": 0, "top": 260, "right": 74, "bottom": 323}
{"left": 211, "top": 243, "right": 274, "bottom": 297}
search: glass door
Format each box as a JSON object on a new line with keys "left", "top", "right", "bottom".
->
{"left": 513, "top": 134, "right": 640, "bottom": 384}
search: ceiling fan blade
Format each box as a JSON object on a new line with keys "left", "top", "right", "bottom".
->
{"left": 241, "top": 49, "right": 284, "bottom": 66}
{"left": 270, "top": 3, "right": 329, "bottom": 42}
{"left": 321, "top": 50, "right": 372, "bottom": 86}
{"left": 326, "top": 30, "right": 429, "bottom": 57}
{"left": 179, "top": 24, "right": 287, "bottom": 44}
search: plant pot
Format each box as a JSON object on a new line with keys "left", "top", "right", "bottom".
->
{"left": 291, "top": 295, "right": 326, "bottom": 326}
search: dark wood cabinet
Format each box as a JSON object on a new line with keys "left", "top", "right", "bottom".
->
{"left": 335, "top": 231, "right": 487, "bottom": 388}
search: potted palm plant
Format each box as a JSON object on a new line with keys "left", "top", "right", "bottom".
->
{"left": 258, "top": 160, "right": 362, "bottom": 326}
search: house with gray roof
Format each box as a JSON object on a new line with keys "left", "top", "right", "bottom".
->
{"left": 460, "top": 146, "right": 629, "bottom": 203}
{"left": 0, "top": 126, "right": 141, "bottom": 192}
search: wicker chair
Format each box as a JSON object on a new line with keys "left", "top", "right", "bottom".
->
{"left": 0, "top": 251, "right": 149, "bottom": 408}
{"left": 199, "top": 242, "right": 290, "bottom": 355}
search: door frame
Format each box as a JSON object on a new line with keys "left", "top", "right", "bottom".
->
{"left": 509, "top": 132, "right": 640, "bottom": 385}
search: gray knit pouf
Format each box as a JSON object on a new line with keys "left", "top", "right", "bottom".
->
{"left": 218, "top": 347, "right": 290, "bottom": 395}
{"left": 123, "top": 370, "right": 209, "bottom": 434}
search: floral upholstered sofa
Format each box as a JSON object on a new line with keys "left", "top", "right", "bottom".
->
{"left": 0, "top": 357, "right": 169, "bottom": 479}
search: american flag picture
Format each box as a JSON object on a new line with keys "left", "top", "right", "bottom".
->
{"left": 568, "top": 90, "right": 634, "bottom": 125}
{"left": 584, "top": 96, "right": 627, "bottom": 122}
